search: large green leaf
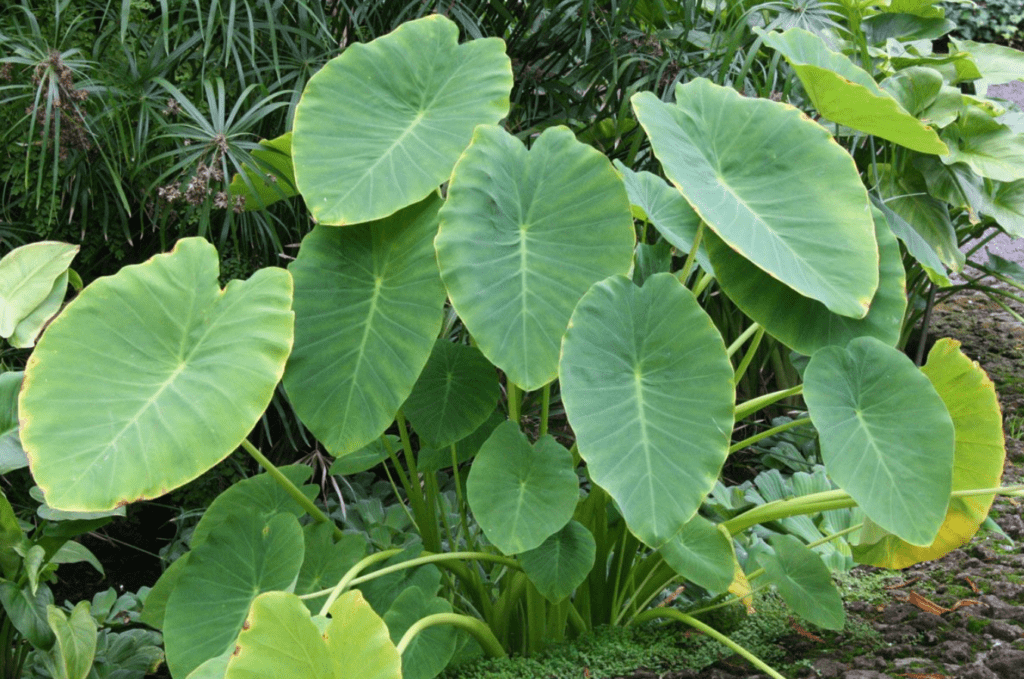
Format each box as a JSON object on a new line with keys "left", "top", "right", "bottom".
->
{"left": 466, "top": 421, "right": 579, "bottom": 555}
{"left": 329, "top": 435, "right": 399, "bottom": 476}
{"left": 879, "top": 67, "right": 944, "bottom": 119}
{"left": 559, "top": 274, "right": 734, "bottom": 548}
{"left": 853, "top": 339, "right": 1005, "bottom": 568}
{"left": 436, "top": 125, "right": 634, "bottom": 391}
{"left": 403, "top": 340, "right": 499, "bottom": 448}
{"left": 870, "top": 197, "right": 950, "bottom": 287}
{"left": 632, "top": 79, "right": 877, "bottom": 318}
{"left": 139, "top": 553, "right": 189, "bottom": 630}
{"left": 757, "top": 535, "right": 845, "bottom": 630}
{"left": 707, "top": 206, "right": 906, "bottom": 355}
{"left": 804, "top": 337, "right": 955, "bottom": 546}
{"left": 285, "top": 194, "right": 447, "bottom": 457}
{"left": 20, "top": 238, "right": 293, "bottom": 511}
{"left": 292, "top": 15, "right": 512, "bottom": 225}
{"left": 228, "top": 132, "right": 297, "bottom": 211}
{"left": 163, "top": 512, "right": 304, "bottom": 678}
{"left": 383, "top": 586, "right": 457, "bottom": 679}
{"left": 759, "top": 28, "right": 947, "bottom": 154}
{"left": 46, "top": 601, "right": 97, "bottom": 679}
{"left": 417, "top": 408, "right": 503, "bottom": 473}
{"left": 0, "top": 372, "right": 27, "bottom": 474}
{"left": 657, "top": 515, "right": 734, "bottom": 594}
{"left": 518, "top": 520, "right": 597, "bottom": 603}
{"left": 0, "top": 242, "right": 77, "bottom": 338}
{"left": 941, "top": 106, "right": 1024, "bottom": 182}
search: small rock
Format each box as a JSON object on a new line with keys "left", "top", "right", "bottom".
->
{"left": 840, "top": 671, "right": 892, "bottom": 679}
{"left": 852, "top": 656, "right": 887, "bottom": 671}
{"left": 989, "top": 621, "right": 1024, "bottom": 641}
{"left": 940, "top": 640, "right": 975, "bottom": 664}
{"left": 979, "top": 595, "right": 1024, "bottom": 621}
{"left": 959, "top": 664, "right": 999, "bottom": 679}
{"left": 810, "top": 659, "right": 850, "bottom": 678}
{"left": 892, "top": 657, "right": 939, "bottom": 670}
{"left": 985, "top": 648, "right": 1024, "bottom": 678}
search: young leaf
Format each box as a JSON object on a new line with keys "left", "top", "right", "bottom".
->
{"left": 519, "top": 521, "right": 597, "bottom": 603}
{"left": 757, "top": 535, "right": 845, "bottom": 631}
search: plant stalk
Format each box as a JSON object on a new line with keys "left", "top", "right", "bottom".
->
{"left": 396, "top": 613, "right": 507, "bottom": 659}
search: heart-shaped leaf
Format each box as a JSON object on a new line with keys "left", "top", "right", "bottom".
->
{"left": 559, "top": 274, "right": 734, "bottom": 548}
{"left": 229, "top": 132, "right": 297, "bottom": 211}
{"left": 941, "top": 106, "right": 1024, "bottom": 182}
{"left": 164, "top": 512, "right": 304, "bottom": 678}
{"left": 804, "top": 337, "right": 955, "bottom": 546}
{"left": 285, "top": 193, "right": 447, "bottom": 457}
{"left": 436, "top": 125, "right": 634, "bottom": 391}
{"left": 292, "top": 15, "right": 512, "bottom": 225}
{"left": 46, "top": 601, "right": 97, "bottom": 679}
{"left": 9, "top": 270, "right": 68, "bottom": 349}
{"left": 707, "top": 206, "right": 906, "bottom": 355}
{"left": 20, "top": 238, "right": 293, "bottom": 511}
{"left": 519, "top": 520, "right": 596, "bottom": 603}
{"left": 632, "top": 78, "right": 877, "bottom": 318}
{"left": 467, "top": 421, "right": 579, "bottom": 554}
{"left": 757, "top": 535, "right": 845, "bottom": 630}
{"left": 295, "top": 523, "right": 367, "bottom": 613}
{"left": 853, "top": 339, "right": 1005, "bottom": 568}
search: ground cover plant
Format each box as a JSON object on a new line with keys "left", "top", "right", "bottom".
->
{"left": 5, "top": 1, "right": 1024, "bottom": 678}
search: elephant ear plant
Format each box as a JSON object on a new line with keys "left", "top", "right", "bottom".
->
{"left": 14, "top": 14, "right": 1024, "bottom": 679}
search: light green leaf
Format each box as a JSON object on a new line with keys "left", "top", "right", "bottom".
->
{"left": 403, "top": 341, "right": 499, "bottom": 448}
{"left": 325, "top": 590, "right": 402, "bottom": 679}
{"left": 417, "top": 408, "right": 503, "bottom": 473}
{"left": 228, "top": 132, "right": 297, "bottom": 212}
{"left": 9, "top": 271, "right": 68, "bottom": 349}
{"left": 632, "top": 79, "right": 877, "bottom": 318}
{"left": 518, "top": 521, "right": 596, "bottom": 603}
{"left": 657, "top": 515, "right": 734, "bottom": 594}
{"left": 632, "top": 241, "right": 674, "bottom": 286}
{"left": 0, "top": 372, "right": 27, "bottom": 474}
{"left": 383, "top": 586, "right": 457, "bottom": 679}
{"left": 915, "top": 155, "right": 987, "bottom": 222}
{"left": 20, "top": 238, "right": 294, "bottom": 511}
{"left": 226, "top": 591, "right": 335, "bottom": 679}
{"left": 757, "top": 535, "right": 844, "bottom": 630}
{"left": 870, "top": 197, "right": 950, "bottom": 287}
{"left": 46, "top": 601, "right": 97, "bottom": 679}
{"left": 941, "top": 106, "right": 1024, "bottom": 182}
{"left": 292, "top": 15, "right": 512, "bottom": 225}
{"left": 436, "top": 125, "right": 634, "bottom": 391}
{"left": 804, "top": 337, "right": 955, "bottom": 546}
{"left": 758, "top": 28, "right": 947, "bottom": 154}
{"left": 919, "top": 85, "right": 966, "bottom": 128}
{"left": 863, "top": 14, "right": 954, "bottom": 43}
{"left": 0, "top": 242, "right": 77, "bottom": 338}
{"left": 559, "top": 274, "right": 734, "bottom": 548}
{"left": 467, "top": 421, "right": 579, "bottom": 555}
{"left": 707, "top": 206, "right": 905, "bottom": 355}
{"left": 854, "top": 339, "right": 1005, "bottom": 568}
{"left": 285, "top": 193, "right": 447, "bottom": 457}
{"left": 951, "top": 38, "right": 1024, "bottom": 93}
{"left": 164, "top": 512, "right": 304, "bottom": 678}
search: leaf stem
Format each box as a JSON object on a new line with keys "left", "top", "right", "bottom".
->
{"left": 629, "top": 609, "right": 786, "bottom": 679}
{"left": 734, "top": 385, "right": 803, "bottom": 421}
{"left": 677, "top": 221, "right": 704, "bottom": 286}
{"left": 540, "top": 382, "right": 551, "bottom": 437}
{"left": 396, "top": 613, "right": 507, "bottom": 658}
{"left": 240, "top": 439, "right": 342, "bottom": 539}
{"left": 729, "top": 417, "right": 812, "bottom": 455}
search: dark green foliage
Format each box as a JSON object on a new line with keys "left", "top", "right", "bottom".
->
{"left": 944, "top": 0, "right": 1024, "bottom": 48}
